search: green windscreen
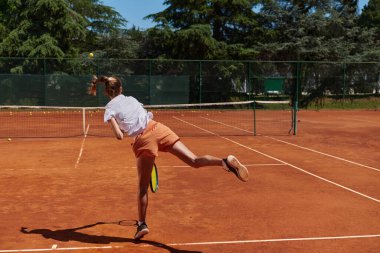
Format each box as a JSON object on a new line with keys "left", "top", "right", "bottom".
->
{"left": 149, "top": 75, "right": 189, "bottom": 105}
{"left": 0, "top": 74, "right": 189, "bottom": 106}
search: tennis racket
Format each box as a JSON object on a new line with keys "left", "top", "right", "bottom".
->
{"left": 150, "top": 163, "right": 159, "bottom": 193}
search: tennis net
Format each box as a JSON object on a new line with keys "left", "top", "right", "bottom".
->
{"left": 0, "top": 100, "right": 294, "bottom": 138}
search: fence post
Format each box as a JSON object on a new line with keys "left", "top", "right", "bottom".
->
{"left": 148, "top": 59, "right": 152, "bottom": 104}
{"left": 248, "top": 62, "right": 252, "bottom": 102}
{"left": 343, "top": 62, "right": 346, "bottom": 100}
{"left": 43, "top": 58, "right": 47, "bottom": 106}
{"left": 199, "top": 61, "right": 203, "bottom": 103}
{"left": 253, "top": 97, "right": 257, "bottom": 136}
{"left": 249, "top": 62, "right": 257, "bottom": 136}
{"left": 293, "top": 61, "right": 300, "bottom": 135}
{"left": 96, "top": 58, "right": 101, "bottom": 106}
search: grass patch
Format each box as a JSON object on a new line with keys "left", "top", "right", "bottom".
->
{"left": 304, "top": 96, "right": 380, "bottom": 110}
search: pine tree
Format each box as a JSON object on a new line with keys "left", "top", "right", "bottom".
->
{"left": 255, "top": 0, "right": 379, "bottom": 61}
{"left": 0, "top": 0, "right": 87, "bottom": 58}
{"left": 0, "top": 0, "right": 128, "bottom": 59}
{"left": 359, "top": 0, "right": 380, "bottom": 39}
{"left": 146, "top": 0, "right": 260, "bottom": 59}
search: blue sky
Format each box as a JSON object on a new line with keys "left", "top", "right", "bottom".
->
{"left": 102, "top": 0, "right": 166, "bottom": 29}
{"left": 102, "top": 0, "right": 370, "bottom": 29}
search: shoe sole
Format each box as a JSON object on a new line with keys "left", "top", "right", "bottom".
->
{"left": 227, "top": 155, "right": 249, "bottom": 182}
{"left": 134, "top": 228, "right": 149, "bottom": 240}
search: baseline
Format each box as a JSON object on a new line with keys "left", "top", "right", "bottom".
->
{"left": 1, "top": 234, "right": 380, "bottom": 252}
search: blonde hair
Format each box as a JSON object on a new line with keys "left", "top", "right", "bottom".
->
{"left": 88, "top": 75, "right": 122, "bottom": 97}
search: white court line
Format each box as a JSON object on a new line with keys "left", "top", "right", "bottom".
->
{"left": 11, "top": 164, "right": 284, "bottom": 171}
{"left": 120, "top": 164, "right": 285, "bottom": 169}
{"left": 0, "top": 245, "right": 120, "bottom": 252}
{"left": 165, "top": 234, "right": 380, "bottom": 247}
{"left": 265, "top": 136, "right": 380, "bottom": 173}
{"left": 337, "top": 117, "right": 380, "bottom": 124}
{"left": 74, "top": 124, "right": 90, "bottom": 169}
{"left": 200, "top": 116, "right": 253, "bottom": 134}
{"left": 174, "top": 116, "right": 380, "bottom": 204}
{"left": 1, "top": 234, "right": 380, "bottom": 252}
{"left": 300, "top": 118, "right": 380, "bottom": 125}
{"left": 162, "top": 164, "right": 285, "bottom": 167}
{"left": 202, "top": 116, "right": 380, "bottom": 173}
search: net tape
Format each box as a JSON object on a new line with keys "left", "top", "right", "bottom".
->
{"left": 0, "top": 100, "right": 290, "bottom": 110}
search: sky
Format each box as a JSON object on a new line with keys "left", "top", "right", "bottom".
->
{"left": 101, "top": 0, "right": 166, "bottom": 29}
{"left": 102, "top": 0, "right": 370, "bottom": 30}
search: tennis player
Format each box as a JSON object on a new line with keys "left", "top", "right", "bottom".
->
{"left": 89, "top": 76, "right": 249, "bottom": 240}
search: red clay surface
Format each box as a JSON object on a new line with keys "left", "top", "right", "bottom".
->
{"left": 0, "top": 109, "right": 379, "bottom": 253}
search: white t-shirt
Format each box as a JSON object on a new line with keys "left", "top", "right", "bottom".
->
{"left": 104, "top": 95, "right": 153, "bottom": 137}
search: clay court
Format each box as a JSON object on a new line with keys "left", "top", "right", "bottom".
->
{"left": 0, "top": 109, "right": 379, "bottom": 253}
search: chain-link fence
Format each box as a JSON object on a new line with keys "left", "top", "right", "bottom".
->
{"left": 1, "top": 58, "right": 379, "bottom": 108}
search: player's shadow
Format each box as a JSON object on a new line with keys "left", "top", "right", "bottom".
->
{"left": 20, "top": 221, "right": 201, "bottom": 253}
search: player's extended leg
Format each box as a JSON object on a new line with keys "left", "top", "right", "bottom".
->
{"left": 135, "top": 155, "right": 154, "bottom": 240}
{"left": 168, "top": 140, "right": 222, "bottom": 168}
{"left": 168, "top": 141, "right": 249, "bottom": 181}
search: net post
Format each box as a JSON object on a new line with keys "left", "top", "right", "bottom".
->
{"left": 82, "top": 108, "right": 86, "bottom": 136}
{"left": 292, "top": 101, "right": 298, "bottom": 135}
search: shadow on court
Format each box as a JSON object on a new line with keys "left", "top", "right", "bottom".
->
{"left": 20, "top": 221, "right": 202, "bottom": 253}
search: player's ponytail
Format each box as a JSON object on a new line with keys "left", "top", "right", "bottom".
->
{"left": 88, "top": 75, "right": 122, "bottom": 98}
{"left": 88, "top": 75, "right": 101, "bottom": 96}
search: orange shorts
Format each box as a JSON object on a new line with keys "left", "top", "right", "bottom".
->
{"left": 132, "top": 120, "right": 180, "bottom": 158}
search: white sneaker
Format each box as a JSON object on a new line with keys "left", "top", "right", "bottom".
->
{"left": 222, "top": 155, "right": 249, "bottom": 182}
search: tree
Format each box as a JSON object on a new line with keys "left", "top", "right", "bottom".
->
{"left": 359, "top": 0, "right": 380, "bottom": 39}
{"left": 0, "top": 0, "right": 129, "bottom": 59}
{"left": 69, "top": 0, "right": 126, "bottom": 34}
{"left": 255, "top": 0, "right": 378, "bottom": 61}
{"left": 0, "top": 0, "right": 15, "bottom": 42}
{"left": 0, "top": 0, "right": 87, "bottom": 59}
{"left": 0, "top": 0, "right": 136, "bottom": 76}
{"left": 69, "top": 0, "right": 129, "bottom": 56}
{"left": 146, "top": 0, "right": 260, "bottom": 59}
{"left": 254, "top": 0, "right": 380, "bottom": 107}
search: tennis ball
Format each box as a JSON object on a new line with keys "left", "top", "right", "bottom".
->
{"left": 7, "top": 138, "right": 11, "bottom": 142}
{"left": 89, "top": 52, "right": 94, "bottom": 58}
